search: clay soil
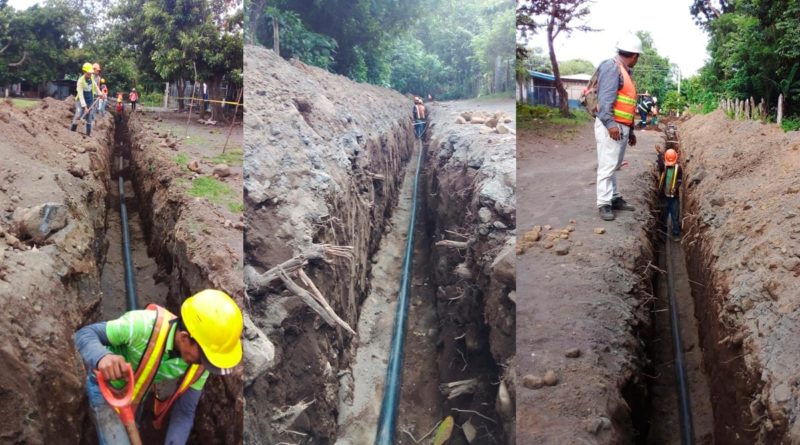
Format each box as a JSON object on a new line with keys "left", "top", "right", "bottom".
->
{"left": 678, "top": 110, "right": 800, "bottom": 443}
{"left": 516, "top": 119, "right": 659, "bottom": 443}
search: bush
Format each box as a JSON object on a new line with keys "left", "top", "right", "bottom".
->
{"left": 781, "top": 117, "right": 800, "bottom": 132}
{"left": 138, "top": 91, "right": 164, "bottom": 107}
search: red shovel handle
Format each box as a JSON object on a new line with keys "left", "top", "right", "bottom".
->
{"left": 94, "top": 364, "right": 135, "bottom": 422}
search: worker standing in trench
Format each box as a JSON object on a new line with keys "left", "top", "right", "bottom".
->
{"left": 412, "top": 96, "right": 426, "bottom": 138}
{"left": 594, "top": 33, "right": 642, "bottom": 221}
{"left": 73, "top": 289, "right": 243, "bottom": 444}
{"left": 70, "top": 62, "right": 100, "bottom": 136}
{"left": 657, "top": 147, "right": 683, "bottom": 242}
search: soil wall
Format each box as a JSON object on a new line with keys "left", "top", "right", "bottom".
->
{"left": 242, "top": 45, "right": 416, "bottom": 443}
{"left": 679, "top": 110, "right": 800, "bottom": 442}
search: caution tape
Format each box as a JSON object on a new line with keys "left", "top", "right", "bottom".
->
{"left": 172, "top": 96, "right": 241, "bottom": 106}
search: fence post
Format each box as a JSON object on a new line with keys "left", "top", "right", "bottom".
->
{"left": 777, "top": 94, "right": 784, "bottom": 125}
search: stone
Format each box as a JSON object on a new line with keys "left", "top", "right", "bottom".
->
{"left": 543, "top": 242, "right": 554, "bottom": 249}
{"left": 522, "top": 374, "right": 543, "bottom": 389}
{"left": 460, "top": 111, "right": 472, "bottom": 121}
{"left": 491, "top": 239, "right": 516, "bottom": 286}
{"left": 187, "top": 160, "right": 201, "bottom": 172}
{"left": 470, "top": 117, "right": 485, "bottom": 124}
{"left": 594, "top": 227, "right": 606, "bottom": 234}
{"left": 478, "top": 207, "right": 493, "bottom": 223}
{"left": 12, "top": 203, "right": 69, "bottom": 243}
{"left": 554, "top": 241, "right": 570, "bottom": 255}
{"left": 213, "top": 163, "right": 231, "bottom": 177}
{"left": 455, "top": 116, "right": 467, "bottom": 124}
{"left": 774, "top": 383, "right": 792, "bottom": 403}
{"left": 565, "top": 348, "right": 581, "bottom": 358}
{"left": 485, "top": 117, "right": 498, "bottom": 128}
{"left": 782, "top": 257, "right": 800, "bottom": 271}
{"left": 68, "top": 166, "right": 87, "bottom": 178}
{"left": 543, "top": 370, "right": 558, "bottom": 386}
{"left": 496, "top": 123, "right": 511, "bottom": 134}
{"left": 242, "top": 314, "right": 276, "bottom": 387}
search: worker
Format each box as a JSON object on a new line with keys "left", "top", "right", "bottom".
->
{"left": 129, "top": 87, "right": 139, "bottom": 112}
{"left": 70, "top": 62, "right": 100, "bottom": 136}
{"left": 651, "top": 96, "right": 659, "bottom": 126}
{"left": 594, "top": 33, "right": 642, "bottom": 221}
{"left": 115, "top": 92, "right": 124, "bottom": 123}
{"left": 657, "top": 148, "right": 682, "bottom": 241}
{"left": 74, "top": 289, "right": 243, "bottom": 444}
{"left": 98, "top": 78, "right": 109, "bottom": 118}
{"left": 412, "top": 96, "right": 426, "bottom": 139}
{"left": 637, "top": 92, "right": 654, "bottom": 129}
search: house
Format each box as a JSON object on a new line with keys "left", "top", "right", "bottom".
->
{"left": 523, "top": 70, "right": 591, "bottom": 109}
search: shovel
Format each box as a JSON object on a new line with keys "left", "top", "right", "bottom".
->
{"left": 95, "top": 364, "right": 143, "bottom": 445}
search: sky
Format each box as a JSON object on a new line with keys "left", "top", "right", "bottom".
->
{"left": 8, "top": 0, "right": 41, "bottom": 9}
{"left": 526, "top": 0, "right": 710, "bottom": 77}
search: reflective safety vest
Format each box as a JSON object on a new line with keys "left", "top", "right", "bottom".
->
{"left": 130, "top": 304, "right": 205, "bottom": 429}
{"left": 414, "top": 104, "right": 426, "bottom": 120}
{"left": 613, "top": 60, "right": 637, "bottom": 125}
{"left": 658, "top": 164, "right": 680, "bottom": 198}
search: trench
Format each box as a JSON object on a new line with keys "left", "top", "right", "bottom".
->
{"left": 624, "top": 123, "right": 758, "bottom": 444}
{"left": 80, "top": 115, "right": 224, "bottom": 444}
{"left": 338, "top": 126, "right": 505, "bottom": 444}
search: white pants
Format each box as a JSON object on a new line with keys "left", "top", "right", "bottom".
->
{"left": 595, "top": 117, "right": 629, "bottom": 207}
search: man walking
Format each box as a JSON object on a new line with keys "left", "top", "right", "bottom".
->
{"left": 74, "top": 289, "right": 243, "bottom": 444}
{"left": 595, "top": 33, "right": 642, "bottom": 221}
{"left": 412, "top": 97, "right": 426, "bottom": 139}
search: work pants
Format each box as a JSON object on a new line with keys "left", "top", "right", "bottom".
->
{"left": 414, "top": 119, "right": 425, "bottom": 138}
{"left": 664, "top": 196, "right": 681, "bottom": 236}
{"left": 71, "top": 100, "right": 94, "bottom": 130}
{"left": 595, "top": 117, "right": 629, "bottom": 207}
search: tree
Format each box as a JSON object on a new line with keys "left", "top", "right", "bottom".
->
{"left": 521, "top": 0, "right": 594, "bottom": 116}
{"left": 559, "top": 59, "right": 593, "bottom": 75}
{"left": 631, "top": 31, "right": 673, "bottom": 99}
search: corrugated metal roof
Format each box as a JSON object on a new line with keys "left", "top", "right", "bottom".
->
{"left": 529, "top": 71, "right": 555, "bottom": 81}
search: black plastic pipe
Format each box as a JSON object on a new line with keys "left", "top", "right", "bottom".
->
{"left": 374, "top": 137, "right": 425, "bottom": 445}
{"left": 119, "top": 162, "right": 138, "bottom": 311}
{"left": 666, "top": 236, "right": 694, "bottom": 444}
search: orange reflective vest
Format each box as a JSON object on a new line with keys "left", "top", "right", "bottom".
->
{"left": 130, "top": 304, "right": 205, "bottom": 429}
{"left": 415, "top": 104, "right": 426, "bottom": 120}
{"left": 613, "top": 60, "right": 637, "bottom": 125}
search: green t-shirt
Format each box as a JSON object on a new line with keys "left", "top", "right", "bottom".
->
{"left": 105, "top": 309, "right": 208, "bottom": 391}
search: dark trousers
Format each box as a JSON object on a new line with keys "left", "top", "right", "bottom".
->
{"left": 414, "top": 120, "right": 425, "bottom": 138}
{"left": 664, "top": 196, "right": 680, "bottom": 236}
{"left": 639, "top": 110, "right": 648, "bottom": 127}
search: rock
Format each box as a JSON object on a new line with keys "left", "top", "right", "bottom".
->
{"left": 493, "top": 221, "right": 507, "bottom": 229}
{"left": 543, "top": 242, "right": 554, "bottom": 249}
{"left": 242, "top": 314, "right": 276, "bottom": 387}
{"left": 68, "top": 166, "right": 87, "bottom": 178}
{"left": 782, "top": 257, "right": 800, "bottom": 271}
{"left": 565, "top": 348, "right": 581, "bottom": 358}
{"left": 460, "top": 111, "right": 472, "bottom": 121}
{"left": 470, "top": 117, "right": 485, "bottom": 124}
{"left": 554, "top": 241, "right": 570, "bottom": 255}
{"left": 544, "top": 225, "right": 552, "bottom": 231}
{"left": 455, "top": 262, "right": 472, "bottom": 279}
{"left": 774, "top": 383, "right": 792, "bottom": 403}
{"left": 594, "top": 227, "right": 606, "bottom": 234}
{"left": 543, "top": 370, "right": 558, "bottom": 386}
{"left": 4, "top": 232, "right": 23, "bottom": 249}
{"left": 491, "top": 239, "right": 516, "bottom": 286}
{"left": 710, "top": 196, "right": 725, "bottom": 207}
{"left": 478, "top": 207, "right": 492, "bottom": 223}
{"left": 213, "top": 164, "right": 231, "bottom": 178}
{"left": 455, "top": 116, "right": 467, "bottom": 124}
{"left": 187, "top": 160, "right": 201, "bottom": 172}
{"left": 522, "top": 374, "right": 543, "bottom": 389}
{"left": 496, "top": 380, "right": 513, "bottom": 419}
{"left": 485, "top": 117, "right": 498, "bottom": 128}
{"left": 496, "top": 123, "right": 511, "bottom": 134}
{"left": 565, "top": 225, "right": 575, "bottom": 232}
{"left": 12, "top": 203, "right": 69, "bottom": 243}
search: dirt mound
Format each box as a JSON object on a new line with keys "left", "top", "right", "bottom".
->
{"left": 679, "top": 110, "right": 800, "bottom": 442}
{"left": 0, "top": 98, "right": 114, "bottom": 443}
{"left": 242, "top": 44, "right": 416, "bottom": 443}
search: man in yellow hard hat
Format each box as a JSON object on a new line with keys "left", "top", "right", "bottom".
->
{"left": 74, "top": 289, "right": 243, "bottom": 444}
{"left": 70, "top": 62, "right": 100, "bottom": 136}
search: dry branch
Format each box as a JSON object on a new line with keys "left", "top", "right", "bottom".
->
{"left": 244, "top": 244, "right": 353, "bottom": 291}
{"left": 296, "top": 268, "right": 356, "bottom": 335}
{"left": 277, "top": 268, "right": 355, "bottom": 335}
{"left": 440, "top": 378, "right": 478, "bottom": 399}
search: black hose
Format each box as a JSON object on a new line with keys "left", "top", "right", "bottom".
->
{"left": 119, "top": 167, "right": 138, "bottom": 310}
{"left": 666, "top": 236, "right": 694, "bottom": 444}
{"left": 374, "top": 138, "right": 425, "bottom": 445}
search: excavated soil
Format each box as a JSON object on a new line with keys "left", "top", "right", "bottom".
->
{"left": 0, "top": 98, "right": 243, "bottom": 444}
{"left": 678, "top": 110, "right": 800, "bottom": 443}
{"left": 516, "top": 120, "right": 659, "bottom": 443}
{"left": 242, "top": 45, "right": 416, "bottom": 444}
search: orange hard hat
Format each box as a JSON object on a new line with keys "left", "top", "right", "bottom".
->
{"left": 664, "top": 149, "right": 678, "bottom": 166}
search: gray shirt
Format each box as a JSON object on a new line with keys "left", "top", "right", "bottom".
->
{"left": 596, "top": 56, "right": 635, "bottom": 130}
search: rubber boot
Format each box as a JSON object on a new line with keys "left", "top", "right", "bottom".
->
{"left": 70, "top": 123, "right": 77, "bottom": 132}
{"left": 86, "top": 124, "right": 92, "bottom": 137}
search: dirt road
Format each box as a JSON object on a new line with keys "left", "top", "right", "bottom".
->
{"left": 516, "top": 120, "right": 658, "bottom": 443}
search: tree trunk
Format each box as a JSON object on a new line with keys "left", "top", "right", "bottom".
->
{"left": 176, "top": 78, "right": 186, "bottom": 112}
{"left": 547, "top": 20, "right": 570, "bottom": 117}
{"left": 247, "top": 0, "right": 266, "bottom": 44}
{"left": 272, "top": 16, "right": 280, "bottom": 56}
{"left": 777, "top": 94, "right": 783, "bottom": 125}
{"left": 208, "top": 75, "right": 225, "bottom": 123}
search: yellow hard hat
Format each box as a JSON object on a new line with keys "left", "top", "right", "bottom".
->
{"left": 181, "top": 289, "right": 243, "bottom": 373}
{"left": 82, "top": 62, "right": 93, "bottom": 73}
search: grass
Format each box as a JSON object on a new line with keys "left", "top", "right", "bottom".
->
{"left": 227, "top": 202, "right": 244, "bottom": 213}
{"left": 207, "top": 148, "right": 243, "bottom": 165}
{"left": 174, "top": 153, "right": 189, "bottom": 167}
{"left": 781, "top": 117, "right": 800, "bottom": 132}
{"left": 187, "top": 176, "right": 242, "bottom": 213}
{"left": 8, "top": 98, "right": 38, "bottom": 108}
{"left": 183, "top": 134, "right": 211, "bottom": 147}
{"left": 475, "top": 91, "right": 515, "bottom": 101}
{"left": 517, "top": 103, "right": 592, "bottom": 137}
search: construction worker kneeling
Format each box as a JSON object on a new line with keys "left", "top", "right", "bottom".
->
{"left": 71, "top": 62, "right": 100, "bottom": 136}
{"left": 74, "top": 289, "right": 243, "bottom": 444}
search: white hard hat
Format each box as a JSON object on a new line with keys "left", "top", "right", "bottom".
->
{"left": 616, "top": 33, "right": 643, "bottom": 54}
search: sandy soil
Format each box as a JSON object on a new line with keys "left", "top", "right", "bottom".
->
{"left": 516, "top": 119, "right": 658, "bottom": 443}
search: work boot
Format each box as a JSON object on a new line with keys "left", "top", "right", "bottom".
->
{"left": 599, "top": 205, "right": 614, "bottom": 221}
{"left": 70, "top": 123, "right": 77, "bottom": 132}
{"left": 672, "top": 234, "right": 681, "bottom": 243}
{"left": 86, "top": 124, "right": 92, "bottom": 137}
{"left": 612, "top": 197, "right": 635, "bottom": 211}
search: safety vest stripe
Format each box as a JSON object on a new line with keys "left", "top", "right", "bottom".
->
{"left": 132, "top": 312, "right": 170, "bottom": 402}
{"left": 179, "top": 365, "right": 201, "bottom": 392}
{"left": 616, "top": 95, "right": 636, "bottom": 104}
{"left": 614, "top": 109, "right": 635, "bottom": 120}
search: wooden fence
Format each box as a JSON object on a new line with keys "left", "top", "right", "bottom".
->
{"left": 718, "top": 94, "right": 786, "bottom": 124}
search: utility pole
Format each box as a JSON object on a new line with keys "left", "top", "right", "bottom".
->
{"left": 677, "top": 66, "right": 682, "bottom": 95}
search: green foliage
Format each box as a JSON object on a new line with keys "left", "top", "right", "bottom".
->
{"left": 559, "top": 59, "right": 594, "bottom": 75}
{"left": 174, "top": 153, "right": 189, "bottom": 167}
{"left": 781, "top": 118, "right": 800, "bottom": 132}
{"left": 517, "top": 102, "right": 590, "bottom": 130}
{"left": 188, "top": 176, "right": 237, "bottom": 206}
{"left": 138, "top": 90, "right": 163, "bottom": 106}
{"left": 387, "top": 37, "right": 447, "bottom": 99}
{"left": 227, "top": 201, "right": 244, "bottom": 213}
{"left": 258, "top": 7, "right": 336, "bottom": 70}
{"left": 631, "top": 31, "right": 674, "bottom": 99}
{"left": 207, "top": 148, "right": 243, "bottom": 165}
